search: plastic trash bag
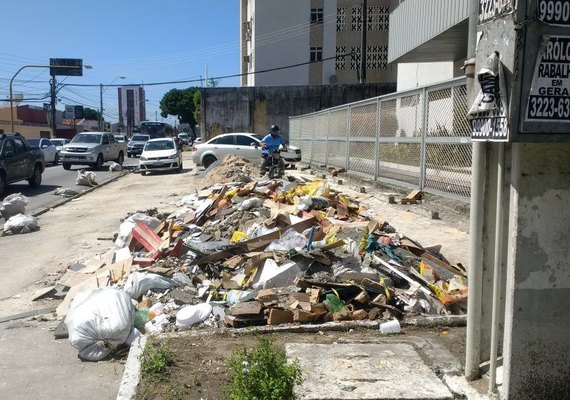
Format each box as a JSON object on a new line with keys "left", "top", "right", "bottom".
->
{"left": 124, "top": 271, "right": 175, "bottom": 299}
{"left": 3, "top": 214, "right": 39, "bottom": 235}
{"left": 0, "top": 193, "right": 28, "bottom": 220}
{"left": 76, "top": 170, "right": 98, "bottom": 186}
{"left": 114, "top": 213, "right": 161, "bottom": 248}
{"left": 296, "top": 196, "right": 329, "bottom": 211}
{"left": 238, "top": 197, "right": 262, "bottom": 211}
{"left": 109, "top": 162, "right": 122, "bottom": 172}
{"left": 265, "top": 228, "right": 307, "bottom": 251}
{"left": 53, "top": 188, "right": 79, "bottom": 198}
{"left": 64, "top": 288, "right": 134, "bottom": 361}
{"left": 172, "top": 272, "right": 193, "bottom": 287}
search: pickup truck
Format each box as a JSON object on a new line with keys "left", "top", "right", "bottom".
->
{"left": 60, "top": 132, "right": 127, "bottom": 170}
{"left": 0, "top": 132, "right": 46, "bottom": 198}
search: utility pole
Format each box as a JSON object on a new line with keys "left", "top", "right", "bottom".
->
{"left": 359, "top": 0, "right": 367, "bottom": 84}
{"left": 50, "top": 74, "right": 57, "bottom": 138}
{"left": 99, "top": 83, "right": 103, "bottom": 131}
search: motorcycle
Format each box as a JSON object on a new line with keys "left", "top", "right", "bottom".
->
{"left": 266, "top": 149, "right": 284, "bottom": 179}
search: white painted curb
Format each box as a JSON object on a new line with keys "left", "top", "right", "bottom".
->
{"left": 116, "top": 335, "right": 147, "bottom": 400}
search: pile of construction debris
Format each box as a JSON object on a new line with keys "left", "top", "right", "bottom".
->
{"left": 53, "top": 156, "right": 468, "bottom": 360}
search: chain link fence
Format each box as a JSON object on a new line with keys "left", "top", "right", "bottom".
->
{"left": 289, "top": 78, "right": 471, "bottom": 201}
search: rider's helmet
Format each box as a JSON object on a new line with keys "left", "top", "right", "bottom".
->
{"left": 269, "top": 124, "right": 280, "bottom": 136}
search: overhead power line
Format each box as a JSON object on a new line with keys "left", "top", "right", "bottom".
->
{"left": 63, "top": 52, "right": 353, "bottom": 88}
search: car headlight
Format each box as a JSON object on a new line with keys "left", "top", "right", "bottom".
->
{"left": 140, "top": 156, "right": 147, "bottom": 161}
{"left": 168, "top": 153, "right": 178, "bottom": 159}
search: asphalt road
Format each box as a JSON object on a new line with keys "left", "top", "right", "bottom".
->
{"left": 2, "top": 157, "right": 139, "bottom": 219}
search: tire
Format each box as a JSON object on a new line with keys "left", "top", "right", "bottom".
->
{"left": 116, "top": 151, "right": 124, "bottom": 165}
{"left": 127, "top": 153, "right": 131, "bottom": 158}
{"left": 202, "top": 155, "right": 217, "bottom": 169}
{"left": 93, "top": 154, "right": 104, "bottom": 170}
{"left": 63, "top": 162, "right": 71, "bottom": 170}
{"left": 28, "top": 165, "right": 42, "bottom": 188}
{"left": 140, "top": 171, "right": 146, "bottom": 176}
{"left": 53, "top": 153, "right": 59, "bottom": 165}
{"left": 0, "top": 172, "right": 6, "bottom": 198}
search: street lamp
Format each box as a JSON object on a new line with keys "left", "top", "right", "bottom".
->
{"left": 99, "top": 76, "right": 126, "bottom": 131}
{"left": 9, "top": 63, "right": 91, "bottom": 133}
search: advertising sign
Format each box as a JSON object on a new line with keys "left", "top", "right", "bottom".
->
{"left": 479, "top": 0, "right": 513, "bottom": 24}
{"left": 50, "top": 58, "right": 83, "bottom": 76}
{"left": 525, "top": 35, "right": 570, "bottom": 122}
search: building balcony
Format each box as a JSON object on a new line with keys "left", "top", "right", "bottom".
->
{"left": 388, "top": 0, "right": 469, "bottom": 63}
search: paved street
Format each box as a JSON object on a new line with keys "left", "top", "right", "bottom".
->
{"left": 2, "top": 157, "right": 139, "bottom": 219}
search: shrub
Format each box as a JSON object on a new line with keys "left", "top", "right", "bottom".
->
{"left": 226, "top": 336, "right": 302, "bottom": 400}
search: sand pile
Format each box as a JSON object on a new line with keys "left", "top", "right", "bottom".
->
{"left": 202, "top": 155, "right": 258, "bottom": 184}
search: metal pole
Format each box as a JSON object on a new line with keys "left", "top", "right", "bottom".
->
{"left": 465, "top": 0, "right": 485, "bottom": 381}
{"left": 360, "top": 0, "right": 368, "bottom": 84}
{"left": 50, "top": 74, "right": 57, "bottom": 138}
{"left": 488, "top": 142, "right": 505, "bottom": 393}
{"left": 99, "top": 83, "right": 103, "bottom": 131}
{"left": 419, "top": 87, "right": 429, "bottom": 190}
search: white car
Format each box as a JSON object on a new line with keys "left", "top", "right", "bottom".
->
{"left": 191, "top": 133, "right": 302, "bottom": 168}
{"left": 50, "top": 138, "right": 70, "bottom": 156}
{"left": 139, "top": 138, "right": 183, "bottom": 175}
{"left": 27, "top": 138, "right": 59, "bottom": 165}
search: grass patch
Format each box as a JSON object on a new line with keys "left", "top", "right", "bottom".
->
{"left": 226, "top": 336, "right": 301, "bottom": 400}
{"left": 141, "top": 340, "right": 172, "bottom": 381}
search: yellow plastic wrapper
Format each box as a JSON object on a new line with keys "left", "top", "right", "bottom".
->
{"left": 230, "top": 231, "right": 248, "bottom": 243}
{"left": 226, "top": 187, "right": 239, "bottom": 198}
{"left": 299, "top": 180, "right": 330, "bottom": 197}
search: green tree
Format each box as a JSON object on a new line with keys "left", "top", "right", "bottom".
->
{"left": 192, "top": 90, "right": 201, "bottom": 126}
{"left": 159, "top": 88, "right": 198, "bottom": 130}
{"left": 82, "top": 107, "right": 101, "bottom": 121}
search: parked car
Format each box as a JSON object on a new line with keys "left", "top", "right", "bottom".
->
{"left": 191, "top": 133, "right": 301, "bottom": 168}
{"left": 177, "top": 133, "right": 190, "bottom": 146}
{"left": 114, "top": 134, "right": 128, "bottom": 143}
{"left": 139, "top": 138, "right": 182, "bottom": 175}
{"left": 60, "top": 132, "right": 127, "bottom": 170}
{"left": 0, "top": 132, "right": 46, "bottom": 198}
{"left": 50, "top": 138, "right": 70, "bottom": 157}
{"left": 127, "top": 134, "right": 151, "bottom": 157}
{"left": 27, "top": 138, "right": 59, "bottom": 165}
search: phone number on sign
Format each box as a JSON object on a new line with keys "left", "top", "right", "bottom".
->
{"left": 527, "top": 95, "right": 570, "bottom": 119}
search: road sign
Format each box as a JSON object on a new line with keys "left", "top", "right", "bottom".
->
{"left": 50, "top": 58, "right": 83, "bottom": 76}
{"left": 65, "top": 105, "right": 84, "bottom": 120}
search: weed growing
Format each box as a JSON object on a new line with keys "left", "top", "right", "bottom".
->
{"left": 226, "top": 336, "right": 301, "bottom": 400}
{"left": 140, "top": 340, "right": 172, "bottom": 381}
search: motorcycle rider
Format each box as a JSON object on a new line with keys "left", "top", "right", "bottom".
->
{"left": 260, "top": 124, "right": 287, "bottom": 175}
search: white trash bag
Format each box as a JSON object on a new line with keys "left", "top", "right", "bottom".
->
{"left": 124, "top": 271, "right": 175, "bottom": 299}
{"left": 0, "top": 193, "right": 28, "bottom": 220}
{"left": 3, "top": 214, "right": 39, "bottom": 235}
{"left": 76, "top": 170, "right": 98, "bottom": 187}
{"left": 109, "top": 162, "right": 122, "bottom": 172}
{"left": 53, "top": 188, "right": 79, "bottom": 198}
{"left": 64, "top": 288, "right": 134, "bottom": 362}
{"left": 114, "top": 213, "right": 161, "bottom": 248}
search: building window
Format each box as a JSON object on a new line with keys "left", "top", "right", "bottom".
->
{"left": 336, "top": 7, "right": 347, "bottom": 31}
{"left": 350, "top": 46, "right": 361, "bottom": 70}
{"left": 335, "top": 46, "right": 347, "bottom": 70}
{"left": 351, "top": 7, "right": 363, "bottom": 31}
{"left": 310, "top": 46, "right": 323, "bottom": 62}
{"left": 242, "top": 20, "right": 252, "bottom": 41}
{"left": 311, "top": 8, "right": 323, "bottom": 24}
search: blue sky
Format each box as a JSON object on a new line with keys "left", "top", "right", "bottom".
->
{"left": 0, "top": 0, "right": 240, "bottom": 125}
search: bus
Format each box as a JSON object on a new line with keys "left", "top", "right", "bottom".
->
{"left": 139, "top": 121, "right": 174, "bottom": 139}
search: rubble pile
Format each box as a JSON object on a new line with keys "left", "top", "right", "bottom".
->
{"left": 199, "top": 154, "right": 258, "bottom": 184}
{"left": 54, "top": 156, "right": 468, "bottom": 360}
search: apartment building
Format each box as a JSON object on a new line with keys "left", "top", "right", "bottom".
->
{"left": 240, "top": 0, "right": 397, "bottom": 86}
{"left": 118, "top": 86, "right": 146, "bottom": 131}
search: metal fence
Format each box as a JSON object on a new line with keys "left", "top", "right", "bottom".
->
{"left": 289, "top": 77, "right": 472, "bottom": 201}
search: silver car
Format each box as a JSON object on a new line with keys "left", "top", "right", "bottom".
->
{"left": 27, "top": 138, "right": 59, "bottom": 165}
{"left": 191, "top": 133, "right": 302, "bottom": 168}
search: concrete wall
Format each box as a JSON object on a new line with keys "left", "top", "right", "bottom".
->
{"left": 200, "top": 83, "right": 396, "bottom": 140}
{"left": 503, "top": 143, "right": 570, "bottom": 399}
{"left": 252, "top": 0, "right": 311, "bottom": 86}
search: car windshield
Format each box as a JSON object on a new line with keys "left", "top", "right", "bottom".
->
{"left": 132, "top": 135, "right": 150, "bottom": 142}
{"left": 114, "top": 135, "right": 126, "bottom": 142}
{"left": 145, "top": 140, "right": 174, "bottom": 151}
{"left": 27, "top": 139, "right": 41, "bottom": 148}
{"left": 51, "top": 139, "right": 65, "bottom": 146}
{"left": 71, "top": 134, "right": 102, "bottom": 144}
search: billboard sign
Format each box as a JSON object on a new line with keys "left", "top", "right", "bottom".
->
{"left": 537, "top": 0, "right": 570, "bottom": 26}
{"left": 50, "top": 58, "right": 83, "bottom": 76}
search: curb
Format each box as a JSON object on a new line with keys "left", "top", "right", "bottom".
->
{"left": 116, "top": 334, "right": 147, "bottom": 400}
